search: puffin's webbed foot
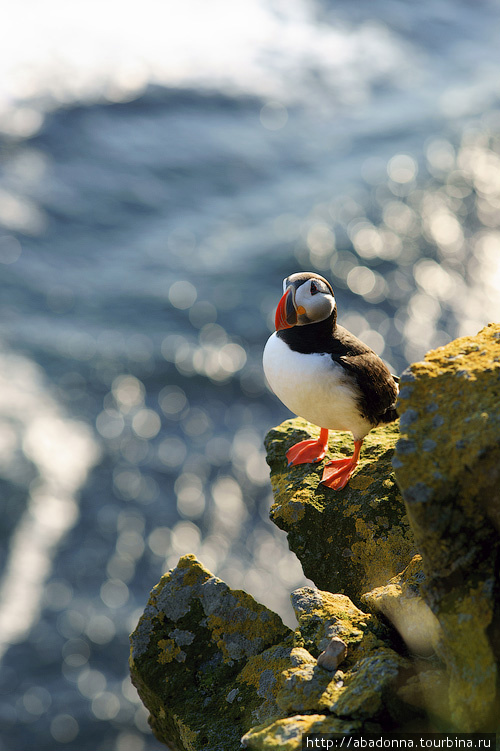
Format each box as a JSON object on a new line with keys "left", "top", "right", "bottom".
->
{"left": 286, "top": 428, "right": 329, "bottom": 466}
{"left": 321, "top": 439, "right": 363, "bottom": 490}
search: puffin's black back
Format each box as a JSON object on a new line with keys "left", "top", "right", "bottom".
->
{"left": 277, "top": 314, "right": 399, "bottom": 426}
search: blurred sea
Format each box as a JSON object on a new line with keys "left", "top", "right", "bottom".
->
{"left": 1, "top": 1, "right": 500, "bottom": 749}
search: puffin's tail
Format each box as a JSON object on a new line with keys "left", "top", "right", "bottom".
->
{"left": 379, "top": 405, "right": 399, "bottom": 423}
{"left": 379, "top": 373, "right": 400, "bottom": 423}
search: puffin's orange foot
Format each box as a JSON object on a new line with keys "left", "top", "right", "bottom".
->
{"left": 286, "top": 428, "right": 329, "bottom": 466}
{"left": 320, "top": 439, "right": 363, "bottom": 491}
{"left": 287, "top": 439, "right": 327, "bottom": 466}
{"left": 321, "top": 459, "right": 358, "bottom": 490}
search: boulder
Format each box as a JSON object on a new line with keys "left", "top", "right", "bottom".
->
{"left": 129, "top": 554, "right": 292, "bottom": 750}
{"left": 393, "top": 322, "right": 500, "bottom": 730}
{"left": 265, "top": 419, "right": 416, "bottom": 602}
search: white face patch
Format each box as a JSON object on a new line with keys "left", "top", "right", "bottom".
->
{"left": 294, "top": 280, "right": 335, "bottom": 324}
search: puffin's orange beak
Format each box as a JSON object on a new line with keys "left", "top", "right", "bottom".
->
{"left": 275, "top": 288, "right": 297, "bottom": 331}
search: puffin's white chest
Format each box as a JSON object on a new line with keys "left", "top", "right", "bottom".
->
{"left": 263, "top": 333, "right": 372, "bottom": 439}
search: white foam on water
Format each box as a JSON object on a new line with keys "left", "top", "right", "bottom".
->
{"left": 0, "top": 0, "right": 417, "bottom": 134}
{"left": 0, "top": 352, "right": 100, "bottom": 661}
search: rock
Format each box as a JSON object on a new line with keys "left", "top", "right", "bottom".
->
{"left": 130, "top": 324, "right": 500, "bottom": 745}
{"left": 129, "top": 554, "right": 292, "bottom": 750}
{"left": 330, "top": 646, "right": 409, "bottom": 721}
{"left": 277, "top": 646, "right": 340, "bottom": 714}
{"left": 393, "top": 323, "right": 500, "bottom": 731}
{"left": 362, "top": 554, "right": 440, "bottom": 658}
{"left": 317, "top": 637, "right": 347, "bottom": 671}
{"left": 277, "top": 587, "right": 412, "bottom": 724}
{"left": 265, "top": 419, "right": 416, "bottom": 603}
{"left": 130, "top": 560, "right": 418, "bottom": 751}
{"left": 241, "top": 714, "right": 361, "bottom": 750}
{"left": 290, "top": 587, "right": 386, "bottom": 661}
{"left": 277, "top": 642, "right": 409, "bottom": 722}
{"left": 396, "top": 669, "right": 450, "bottom": 726}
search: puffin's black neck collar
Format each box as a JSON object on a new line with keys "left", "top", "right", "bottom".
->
{"left": 276, "top": 312, "right": 337, "bottom": 354}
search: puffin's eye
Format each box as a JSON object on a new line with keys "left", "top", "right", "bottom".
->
{"left": 310, "top": 281, "right": 319, "bottom": 295}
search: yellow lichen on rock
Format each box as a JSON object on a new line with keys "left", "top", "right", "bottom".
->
{"left": 241, "top": 713, "right": 361, "bottom": 750}
{"left": 172, "top": 713, "right": 199, "bottom": 751}
{"left": 157, "top": 638, "right": 183, "bottom": 665}
{"left": 237, "top": 646, "right": 292, "bottom": 696}
{"left": 236, "top": 642, "right": 295, "bottom": 724}
{"left": 395, "top": 322, "right": 500, "bottom": 505}
{"left": 290, "top": 587, "right": 384, "bottom": 664}
{"left": 282, "top": 588, "right": 411, "bottom": 724}
{"left": 206, "top": 589, "right": 287, "bottom": 664}
{"left": 277, "top": 646, "right": 344, "bottom": 714}
{"left": 350, "top": 516, "right": 416, "bottom": 595}
{"left": 331, "top": 647, "right": 409, "bottom": 720}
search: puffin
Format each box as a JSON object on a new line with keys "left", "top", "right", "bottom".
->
{"left": 263, "top": 271, "right": 399, "bottom": 490}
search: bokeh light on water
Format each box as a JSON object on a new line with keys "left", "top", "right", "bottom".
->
{"left": 294, "top": 124, "right": 500, "bottom": 369}
{"left": 1, "top": 0, "right": 500, "bottom": 749}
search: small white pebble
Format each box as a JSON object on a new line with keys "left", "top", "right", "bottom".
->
{"left": 317, "top": 637, "right": 347, "bottom": 671}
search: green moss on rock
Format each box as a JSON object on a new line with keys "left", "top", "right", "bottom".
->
{"left": 265, "top": 419, "right": 416, "bottom": 602}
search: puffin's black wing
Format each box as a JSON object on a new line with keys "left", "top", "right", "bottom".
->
{"left": 331, "top": 325, "right": 399, "bottom": 426}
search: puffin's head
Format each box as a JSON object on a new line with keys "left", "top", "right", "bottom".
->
{"left": 275, "top": 272, "right": 336, "bottom": 331}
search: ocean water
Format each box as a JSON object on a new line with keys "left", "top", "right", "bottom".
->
{"left": 1, "top": 1, "right": 500, "bottom": 749}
